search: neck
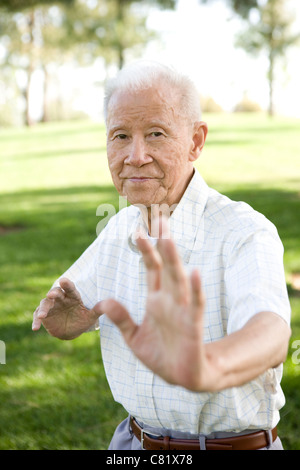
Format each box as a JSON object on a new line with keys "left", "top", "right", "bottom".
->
{"left": 146, "top": 204, "right": 176, "bottom": 237}
{"left": 137, "top": 168, "right": 195, "bottom": 236}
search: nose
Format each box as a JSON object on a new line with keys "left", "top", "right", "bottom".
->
{"left": 124, "top": 137, "right": 153, "bottom": 166}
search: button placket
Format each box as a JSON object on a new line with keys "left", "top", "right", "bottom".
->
{"left": 134, "top": 258, "right": 158, "bottom": 424}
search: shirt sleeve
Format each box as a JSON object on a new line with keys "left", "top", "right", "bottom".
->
{"left": 225, "top": 224, "right": 291, "bottom": 335}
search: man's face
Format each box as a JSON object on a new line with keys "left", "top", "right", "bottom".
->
{"left": 106, "top": 85, "right": 206, "bottom": 208}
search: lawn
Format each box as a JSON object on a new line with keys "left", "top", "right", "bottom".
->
{"left": 0, "top": 113, "right": 299, "bottom": 450}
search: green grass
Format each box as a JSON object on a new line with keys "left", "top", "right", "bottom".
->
{"left": 0, "top": 114, "right": 299, "bottom": 449}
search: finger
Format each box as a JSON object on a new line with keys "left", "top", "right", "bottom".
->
{"left": 46, "top": 286, "right": 65, "bottom": 301}
{"left": 136, "top": 236, "right": 161, "bottom": 269}
{"left": 136, "top": 236, "right": 162, "bottom": 291}
{"left": 32, "top": 320, "right": 42, "bottom": 331}
{"left": 190, "top": 269, "right": 205, "bottom": 322}
{"left": 37, "top": 297, "right": 55, "bottom": 319}
{"left": 151, "top": 215, "right": 170, "bottom": 239}
{"left": 157, "top": 238, "right": 189, "bottom": 302}
{"left": 32, "top": 307, "right": 42, "bottom": 331}
{"left": 100, "top": 299, "right": 138, "bottom": 347}
{"left": 157, "top": 238, "right": 183, "bottom": 279}
{"left": 155, "top": 215, "right": 187, "bottom": 286}
{"left": 59, "top": 278, "right": 82, "bottom": 301}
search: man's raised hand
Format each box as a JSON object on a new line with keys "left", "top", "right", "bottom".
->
{"left": 100, "top": 217, "right": 215, "bottom": 392}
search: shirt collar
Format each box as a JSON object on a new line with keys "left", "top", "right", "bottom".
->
{"left": 128, "top": 168, "right": 209, "bottom": 262}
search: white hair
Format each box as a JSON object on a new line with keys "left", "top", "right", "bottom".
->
{"left": 103, "top": 60, "right": 202, "bottom": 124}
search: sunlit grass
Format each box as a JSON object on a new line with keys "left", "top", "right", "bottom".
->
{"left": 0, "top": 114, "right": 299, "bottom": 449}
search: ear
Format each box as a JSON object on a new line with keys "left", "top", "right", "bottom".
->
{"left": 189, "top": 121, "right": 208, "bottom": 162}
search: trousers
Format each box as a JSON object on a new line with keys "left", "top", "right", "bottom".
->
{"left": 108, "top": 416, "right": 284, "bottom": 450}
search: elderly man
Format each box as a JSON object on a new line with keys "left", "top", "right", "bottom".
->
{"left": 32, "top": 62, "right": 291, "bottom": 450}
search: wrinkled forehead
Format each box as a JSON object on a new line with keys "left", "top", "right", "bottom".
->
{"left": 106, "top": 85, "right": 182, "bottom": 127}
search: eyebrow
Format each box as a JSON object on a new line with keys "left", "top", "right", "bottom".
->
{"left": 148, "top": 121, "right": 170, "bottom": 129}
{"left": 108, "top": 120, "right": 170, "bottom": 133}
{"left": 108, "top": 125, "right": 125, "bottom": 134}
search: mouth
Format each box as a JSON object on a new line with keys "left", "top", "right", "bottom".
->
{"left": 127, "top": 177, "right": 155, "bottom": 182}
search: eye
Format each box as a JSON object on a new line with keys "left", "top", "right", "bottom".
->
{"left": 150, "top": 131, "right": 163, "bottom": 138}
{"left": 115, "top": 134, "right": 128, "bottom": 140}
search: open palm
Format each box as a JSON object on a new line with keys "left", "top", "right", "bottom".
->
{"left": 100, "top": 223, "right": 211, "bottom": 391}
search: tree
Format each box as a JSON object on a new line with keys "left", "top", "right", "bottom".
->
{"left": 0, "top": 0, "right": 177, "bottom": 125}
{"left": 199, "top": 0, "right": 300, "bottom": 116}
{"left": 0, "top": 5, "right": 74, "bottom": 125}
{"left": 0, "top": 0, "right": 176, "bottom": 70}
{"left": 199, "top": 0, "right": 260, "bottom": 18}
{"left": 0, "top": 0, "right": 73, "bottom": 11}
{"left": 235, "top": 0, "right": 300, "bottom": 116}
{"left": 91, "top": 0, "right": 176, "bottom": 69}
{"left": 60, "top": 0, "right": 156, "bottom": 71}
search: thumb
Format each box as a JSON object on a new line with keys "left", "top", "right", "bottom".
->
{"left": 95, "top": 299, "right": 138, "bottom": 345}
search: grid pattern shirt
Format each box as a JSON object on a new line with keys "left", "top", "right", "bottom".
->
{"left": 58, "top": 169, "right": 291, "bottom": 435}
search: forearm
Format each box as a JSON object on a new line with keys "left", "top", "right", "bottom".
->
{"left": 204, "top": 311, "right": 291, "bottom": 391}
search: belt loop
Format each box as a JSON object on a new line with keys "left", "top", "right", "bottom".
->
{"left": 140, "top": 428, "right": 145, "bottom": 450}
{"left": 128, "top": 415, "right": 133, "bottom": 435}
{"left": 199, "top": 434, "right": 206, "bottom": 450}
{"left": 266, "top": 430, "right": 273, "bottom": 449}
{"left": 163, "top": 436, "right": 170, "bottom": 450}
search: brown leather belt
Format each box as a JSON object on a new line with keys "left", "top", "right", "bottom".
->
{"left": 130, "top": 417, "right": 277, "bottom": 450}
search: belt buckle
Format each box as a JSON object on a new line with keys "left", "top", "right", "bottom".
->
{"left": 140, "top": 428, "right": 145, "bottom": 450}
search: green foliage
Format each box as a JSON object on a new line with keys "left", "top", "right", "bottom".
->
{"left": 230, "top": 0, "right": 258, "bottom": 17}
{"left": 235, "top": 0, "right": 300, "bottom": 56}
{"left": 0, "top": 115, "right": 299, "bottom": 449}
{"left": 200, "top": 0, "right": 260, "bottom": 18}
{"left": 0, "top": 0, "right": 74, "bottom": 12}
{"left": 0, "top": 0, "right": 177, "bottom": 125}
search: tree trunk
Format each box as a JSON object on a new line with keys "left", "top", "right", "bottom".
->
{"left": 24, "top": 10, "right": 35, "bottom": 126}
{"left": 41, "top": 64, "right": 49, "bottom": 123}
{"left": 268, "top": 48, "right": 275, "bottom": 117}
{"left": 117, "top": 0, "right": 125, "bottom": 69}
{"left": 24, "top": 64, "right": 34, "bottom": 126}
{"left": 118, "top": 46, "right": 125, "bottom": 70}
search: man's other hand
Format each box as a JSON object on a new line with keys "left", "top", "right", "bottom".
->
{"left": 32, "top": 278, "right": 102, "bottom": 340}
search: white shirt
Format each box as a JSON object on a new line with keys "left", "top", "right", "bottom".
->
{"left": 58, "top": 169, "right": 291, "bottom": 435}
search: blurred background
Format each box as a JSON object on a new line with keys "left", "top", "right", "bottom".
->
{"left": 0, "top": 0, "right": 300, "bottom": 450}
{"left": 1, "top": 0, "right": 300, "bottom": 125}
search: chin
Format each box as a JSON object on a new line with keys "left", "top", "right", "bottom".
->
{"left": 124, "top": 191, "right": 153, "bottom": 206}
{"left": 124, "top": 182, "right": 169, "bottom": 207}
{"left": 127, "top": 196, "right": 152, "bottom": 207}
